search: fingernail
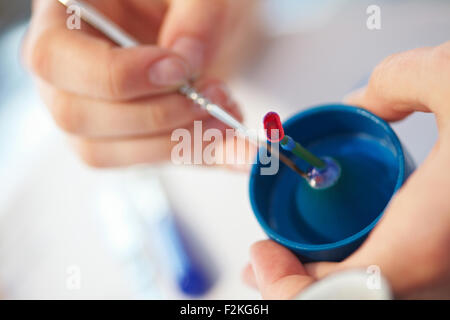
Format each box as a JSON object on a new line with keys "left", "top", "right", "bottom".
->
{"left": 203, "top": 83, "right": 237, "bottom": 104}
{"left": 171, "top": 37, "right": 205, "bottom": 75}
{"left": 202, "top": 84, "right": 227, "bottom": 105}
{"left": 149, "top": 57, "right": 189, "bottom": 86}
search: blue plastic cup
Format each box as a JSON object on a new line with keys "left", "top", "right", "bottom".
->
{"left": 249, "top": 104, "right": 415, "bottom": 262}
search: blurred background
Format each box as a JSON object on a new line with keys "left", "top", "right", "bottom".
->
{"left": 0, "top": 0, "right": 448, "bottom": 299}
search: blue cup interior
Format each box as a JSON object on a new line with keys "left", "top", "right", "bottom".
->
{"left": 249, "top": 105, "right": 405, "bottom": 257}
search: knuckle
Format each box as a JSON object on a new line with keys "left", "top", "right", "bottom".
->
{"left": 105, "top": 50, "right": 128, "bottom": 100}
{"left": 431, "top": 41, "right": 450, "bottom": 61}
{"left": 148, "top": 104, "right": 170, "bottom": 130}
{"left": 428, "top": 43, "right": 450, "bottom": 102}
{"left": 76, "top": 140, "right": 108, "bottom": 168}
{"left": 430, "top": 42, "right": 450, "bottom": 72}
{"left": 49, "top": 92, "right": 84, "bottom": 134}
{"left": 369, "top": 51, "right": 412, "bottom": 95}
{"left": 27, "top": 32, "right": 51, "bottom": 77}
{"left": 369, "top": 57, "right": 392, "bottom": 96}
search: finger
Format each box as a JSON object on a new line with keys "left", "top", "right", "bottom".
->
{"left": 159, "top": 0, "right": 227, "bottom": 74}
{"left": 25, "top": 1, "right": 191, "bottom": 100}
{"left": 73, "top": 113, "right": 250, "bottom": 168}
{"left": 345, "top": 42, "right": 450, "bottom": 126}
{"left": 249, "top": 240, "right": 315, "bottom": 299}
{"left": 39, "top": 79, "right": 237, "bottom": 138}
{"left": 241, "top": 264, "right": 258, "bottom": 289}
{"left": 91, "top": 0, "right": 168, "bottom": 44}
{"left": 159, "top": 0, "right": 253, "bottom": 75}
{"left": 343, "top": 140, "right": 450, "bottom": 298}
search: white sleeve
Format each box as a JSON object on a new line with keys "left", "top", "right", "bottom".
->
{"left": 294, "top": 269, "right": 392, "bottom": 300}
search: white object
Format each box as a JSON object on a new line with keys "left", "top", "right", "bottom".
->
{"left": 296, "top": 269, "right": 392, "bottom": 300}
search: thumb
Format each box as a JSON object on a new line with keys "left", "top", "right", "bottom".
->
{"left": 249, "top": 240, "right": 315, "bottom": 299}
{"left": 344, "top": 43, "right": 450, "bottom": 127}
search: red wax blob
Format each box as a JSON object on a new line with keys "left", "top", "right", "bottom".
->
{"left": 263, "top": 112, "right": 285, "bottom": 142}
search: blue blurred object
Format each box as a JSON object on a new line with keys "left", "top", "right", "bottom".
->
{"left": 156, "top": 214, "right": 212, "bottom": 296}
{"left": 249, "top": 105, "right": 415, "bottom": 262}
{"left": 124, "top": 172, "right": 212, "bottom": 297}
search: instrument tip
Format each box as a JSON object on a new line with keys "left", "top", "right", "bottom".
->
{"left": 263, "top": 112, "right": 285, "bottom": 142}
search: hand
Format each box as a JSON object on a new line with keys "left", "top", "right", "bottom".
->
{"left": 23, "top": 0, "right": 255, "bottom": 167}
{"left": 243, "top": 42, "right": 450, "bottom": 299}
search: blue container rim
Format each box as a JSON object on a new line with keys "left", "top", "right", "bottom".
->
{"left": 249, "top": 104, "right": 405, "bottom": 251}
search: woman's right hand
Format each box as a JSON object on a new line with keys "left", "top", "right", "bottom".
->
{"left": 23, "top": 0, "right": 254, "bottom": 167}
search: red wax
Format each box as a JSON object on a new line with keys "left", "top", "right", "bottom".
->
{"left": 263, "top": 112, "right": 285, "bottom": 142}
